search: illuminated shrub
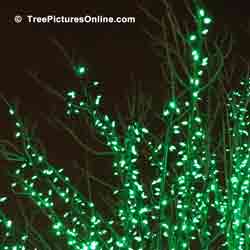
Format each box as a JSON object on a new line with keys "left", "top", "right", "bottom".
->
{"left": 1, "top": 1, "right": 249, "bottom": 250}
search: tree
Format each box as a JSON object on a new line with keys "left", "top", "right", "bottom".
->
{"left": 1, "top": 1, "right": 250, "bottom": 249}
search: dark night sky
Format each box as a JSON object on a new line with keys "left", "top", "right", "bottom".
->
{"left": 2, "top": 1, "right": 250, "bottom": 95}
{"left": 1, "top": 0, "right": 250, "bottom": 190}
{"left": 2, "top": 1, "right": 250, "bottom": 100}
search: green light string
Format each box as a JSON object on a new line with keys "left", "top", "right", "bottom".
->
{"left": 145, "top": 3, "right": 215, "bottom": 249}
{"left": 112, "top": 122, "right": 151, "bottom": 249}
{"left": 2, "top": 105, "right": 120, "bottom": 250}
{"left": 65, "top": 76, "right": 155, "bottom": 249}
{"left": 188, "top": 4, "right": 212, "bottom": 104}
{"left": 63, "top": 10, "right": 214, "bottom": 247}
{"left": 173, "top": 4, "right": 213, "bottom": 249}
{"left": 0, "top": 197, "right": 28, "bottom": 250}
{"left": 221, "top": 76, "right": 250, "bottom": 250}
{"left": 63, "top": 6, "right": 214, "bottom": 249}
{"left": 65, "top": 81, "right": 122, "bottom": 154}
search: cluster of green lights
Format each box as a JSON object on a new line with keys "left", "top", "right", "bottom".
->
{"left": 1, "top": 2, "right": 250, "bottom": 250}
{"left": 65, "top": 76, "right": 152, "bottom": 248}
{"left": 4, "top": 105, "right": 119, "bottom": 250}
{"left": 187, "top": 7, "right": 212, "bottom": 102}
{"left": 221, "top": 77, "right": 250, "bottom": 249}
{"left": 0, "top": 197, "right": 28, "bottom": 250}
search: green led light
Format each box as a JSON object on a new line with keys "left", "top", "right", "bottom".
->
{"left": 189, "top": 34, "right": 197, "bottom": 41}
{"left": 74, "top": 64, "right": 86, "bottom": 77}
{"left": 202, "top": 29, "right": 209, "bottom": 35}
{"left": 199, "top": 9, "right": 205, "bottom": 17}
{"left": 204, "top": 17, "right": 212, "bottom": 24}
